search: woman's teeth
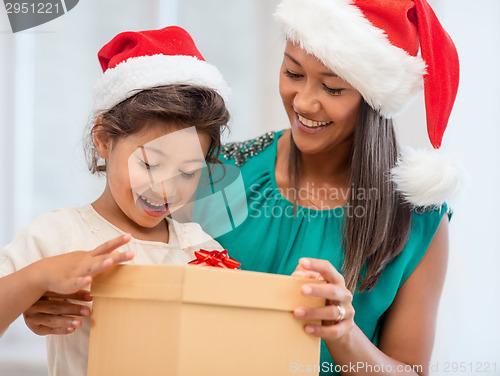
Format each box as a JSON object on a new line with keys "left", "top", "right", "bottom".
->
{"left": 298, "top": 114, "right": 330, "bottom": 128}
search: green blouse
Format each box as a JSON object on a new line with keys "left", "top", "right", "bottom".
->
{"left": 195, "top": 130, "right": 449, "bottom": 375}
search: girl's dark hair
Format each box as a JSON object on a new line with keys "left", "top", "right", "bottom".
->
{"left": 289, "top": 100, "right": 412, "bottom": 292}
{"left": 85, "top": 85, "right": 229, "bottom": 174}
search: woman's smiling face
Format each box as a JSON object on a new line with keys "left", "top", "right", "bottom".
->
{"left": 279, "top": 41, "right": 363, "bottom": 155}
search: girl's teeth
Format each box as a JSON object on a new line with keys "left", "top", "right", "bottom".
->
{"left": 142, "top": 196, "right": 165, "bottom": 208}
{"left": 298, "top": 114, "right": 330, "bottom": 128}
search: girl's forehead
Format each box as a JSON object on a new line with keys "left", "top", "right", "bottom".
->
{"left": 131, "top": 126, "right": 208, "bottom": 161}
{"left": 132, "top": 123, "right": 202, "bottom": 144}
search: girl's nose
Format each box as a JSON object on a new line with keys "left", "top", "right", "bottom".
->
{"left": 150, "top": 178, "right": 177, "bottom": 203}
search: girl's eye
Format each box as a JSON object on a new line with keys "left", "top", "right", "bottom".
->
{"left": 283, "top": 69, "right": 302, "bottom": 79}
{"left": 139, "top": 160, "right": 159, "bottom": 169}
{"left": 323, "top": 84, "right": 344, "bottom": 96}
{"left": 179, "top": 170, "right": 197, "bottom": 180}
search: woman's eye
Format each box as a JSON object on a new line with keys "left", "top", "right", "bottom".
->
{"left": 283, "top": 69, "right": 302, "bottom": 79}
{"left": 323, "top": 84, "right": 344, "bottom": 96}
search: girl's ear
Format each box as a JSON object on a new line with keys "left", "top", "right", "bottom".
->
{"left": 93, "top": 123, "right": 112, "bottom": 159}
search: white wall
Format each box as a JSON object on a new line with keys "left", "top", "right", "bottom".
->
{"left": 0, "top": 1, "right": 499, "bottom": 375}
{"left": 396, "top": 2, "right": 500, "bottom": 373}
{"left": 429, "top": 0, "right": 500, "bottom": 372}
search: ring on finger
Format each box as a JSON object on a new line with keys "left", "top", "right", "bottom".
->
{"left": 335, "top": 304, "right": 346, "bottom": 322}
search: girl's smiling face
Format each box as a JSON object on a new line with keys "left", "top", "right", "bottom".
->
{"left": 96, "top": 122, "right": 210, "bottom": 230}
{"left": 279, "top": 42, "right": 363, "bottom": 155}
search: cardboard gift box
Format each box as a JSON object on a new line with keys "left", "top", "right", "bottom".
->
{"left": 87, "top": 264, "right": 325, "bottom": 376}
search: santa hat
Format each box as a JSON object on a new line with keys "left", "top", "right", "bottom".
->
{"left": 274, "top": 0, "right": 461, "bottom": 207}
{"left": 93, "top": 26, "right": 230, "bottom": 114}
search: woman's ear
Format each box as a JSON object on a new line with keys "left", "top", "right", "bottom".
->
{"left": 93, "top": 123, "right": 112, "bottom": 159}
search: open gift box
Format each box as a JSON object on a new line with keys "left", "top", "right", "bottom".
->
{"left": 87, "top": 264, "right": 325, "bottom": 376}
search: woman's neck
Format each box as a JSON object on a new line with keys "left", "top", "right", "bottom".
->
{"left": 276, "top": 130, "right": 352, "bottom": 209}
{"left": 279, "top": 130, "right": 351, "bottom": 185}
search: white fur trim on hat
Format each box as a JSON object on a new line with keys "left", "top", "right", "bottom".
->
{"left": 274, "top": 0, "right": 427, "bottom": 117}
{"left": 391, "top": 147, "right": 463, "bottom": 207}
{"left": 93, "top": 54, "right": 231, "bottom": 113}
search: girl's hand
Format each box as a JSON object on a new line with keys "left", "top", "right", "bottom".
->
{"left": 22, "top": 234, "right": 133, "bottom": 335}
{"left": 36, "top": 234, "right": 134, "bottom": 296}
{"left": 292, "top": 258, "right": 355, "bottom": 345}
{"left": 23, "top": 290, "right": 92, "bottom": 335}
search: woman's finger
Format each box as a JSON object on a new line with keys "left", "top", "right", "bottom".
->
{"left": 299, "top": 258, "right": 345, "bottom": 286}
{"left": 300, "top": 282, "right": 352, "bottom": 304}
{"left": 27, "top": 299, "right": 90, "bottom": 317}
{"left": 91, "top": 234, "right": 132, "bottom": 256}
{"left": 293, "top": 304, "right": 350, "bottom": 322}
{"left": 43, "top": 290, "right": 92, "bottom": 302}
{"left": 33, "top": 324, "right": 79, "bottom": 336}
{"left": 303, "top": 320, "right": 351, "bottom": 339}
{"left": 291, "top": 269, "right": 323, "bottom": 280}
{"left": 24, "top": 312, "right": 84, "bottom": 330}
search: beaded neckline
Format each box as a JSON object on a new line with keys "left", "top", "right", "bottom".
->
{"left": 222, "top": 131, "right": 275, "bottom": 166}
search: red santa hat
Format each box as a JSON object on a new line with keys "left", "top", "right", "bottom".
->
{"left": 93, "top": 26, "right": 230, "bottom": 114}
{"left": 274, "top": 0, "right": 462, "bottom": 207}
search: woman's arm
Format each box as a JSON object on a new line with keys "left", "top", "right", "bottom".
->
{"left": 0, "top": 234, "right": 133, "bottom": 334}
{"left": 294, "top": 216, "right": 449, "bottom": 376}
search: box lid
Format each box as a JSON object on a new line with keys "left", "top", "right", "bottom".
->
{"left": 91, "top": 265, "right": 325, "bottom": 311}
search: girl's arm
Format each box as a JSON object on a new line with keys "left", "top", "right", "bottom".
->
{"left": 0, "top": 234, "right": 133, "bottom": 334}
{"left": 293, "top": 216, "right": 449, "bottom": 376}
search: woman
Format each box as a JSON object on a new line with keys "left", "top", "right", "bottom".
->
{"left": 213, "top": 0, "right": 460, "bottom": 375}
{"left": 22, "top": 1, "right": 460, "bottom": 375}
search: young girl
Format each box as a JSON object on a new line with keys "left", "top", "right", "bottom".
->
{"left": 0, "top": 26, "right": 230, "bottom": 376}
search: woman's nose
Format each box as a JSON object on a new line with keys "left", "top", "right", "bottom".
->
{"left": 293, "top": 83, "right": 321, "bottom": 114}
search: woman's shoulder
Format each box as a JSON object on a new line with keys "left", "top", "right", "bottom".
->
{"left": 394, "top": 203, "right": 451, "bottom": 286}
{"left": 221, "top": 130, "right": 282, "bottom": 167}
{"left": 398, "top": 202, "right": 451, "bottom": 253}
{"left": 410, "top": 202, "right": 451, "bottom": 231}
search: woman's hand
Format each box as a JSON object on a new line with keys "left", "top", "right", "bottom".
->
{"left": 23, "top": 290, "right": 92, "bottom": 335}
{"left": 22, "top": 234, "right": 133, "bottom": 335}
{"left": 292, "top": 258, "right": 355, "bottom": 345}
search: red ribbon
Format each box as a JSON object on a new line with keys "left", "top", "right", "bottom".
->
{"left": 188, "top": 249, "right": 241, "bottom": 269}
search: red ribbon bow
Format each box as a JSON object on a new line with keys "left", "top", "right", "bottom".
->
{"left": 188, "top": 249, "right": 241, "bottom": 269}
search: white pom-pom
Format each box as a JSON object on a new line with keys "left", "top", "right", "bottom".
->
{"left": 391, "top": 147, "right": 464, "bottom": 208}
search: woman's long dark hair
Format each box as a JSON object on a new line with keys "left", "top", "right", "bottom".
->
{"left": 289, "top": 100, "right": 412, "bottom": 292}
